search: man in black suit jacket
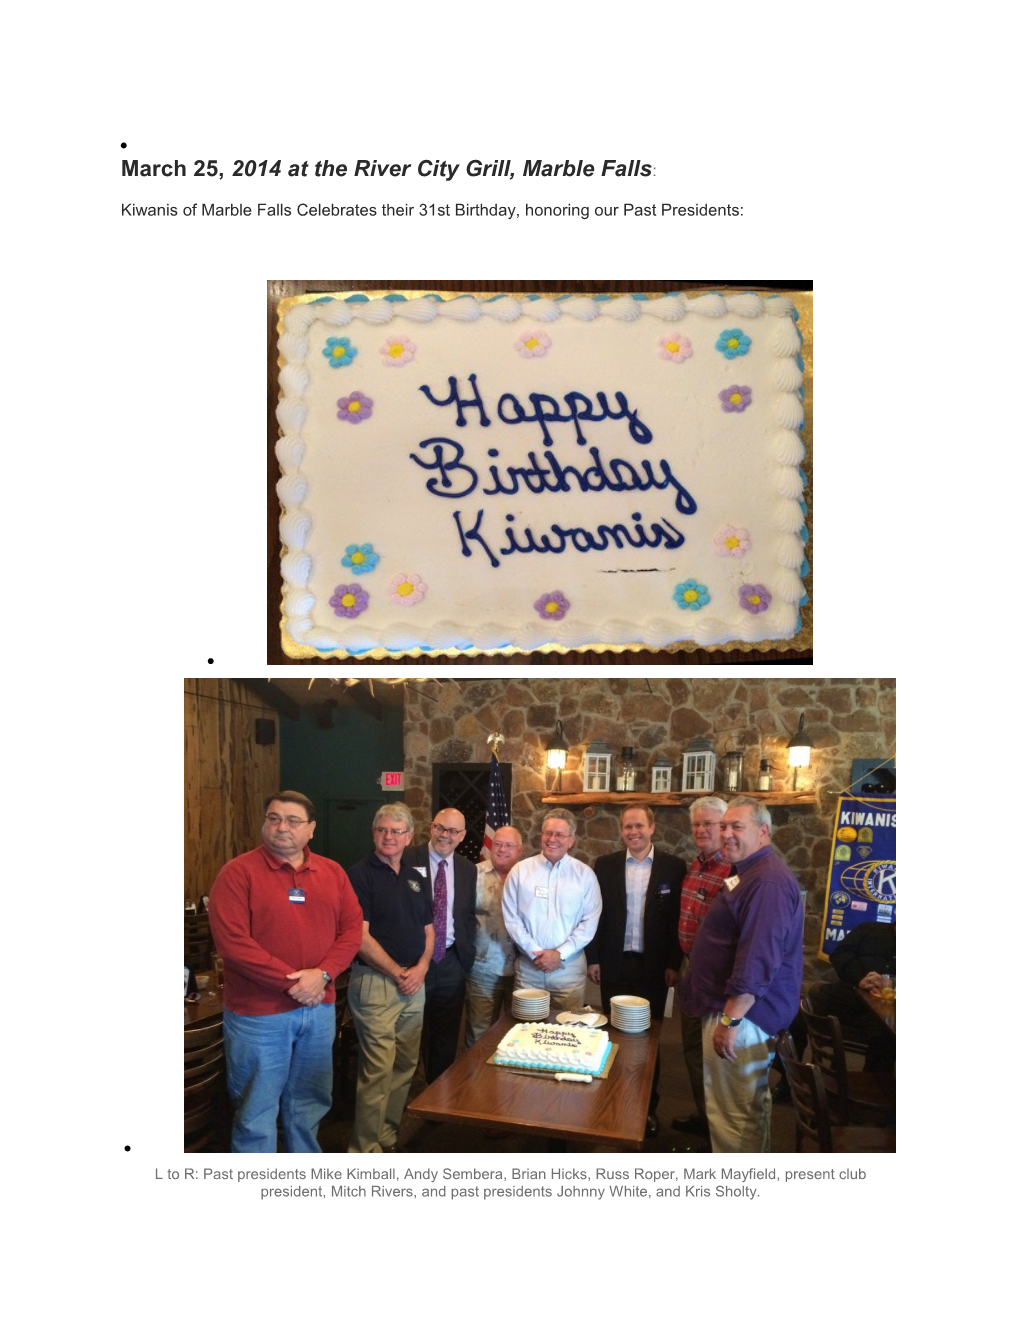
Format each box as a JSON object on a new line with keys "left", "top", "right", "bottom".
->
{"left": 404, "top": 808, "right": 478, "bottom": 1082}
{"left": 588, "top": 805, "right": 685, "bottom": 1135}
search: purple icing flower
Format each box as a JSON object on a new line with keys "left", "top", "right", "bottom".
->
{"left": 515, "top": 330, "right": 551, "bottom": 358}
{"left": 720, "top": 385, "right": 753, "bottom": 413}
{"left": 534, "top": 591, "right": 570, "bottom": 620}
{"left": 329, "top": 583, "right": 369, "bottom": 618}
{"left": 739, "top": 584, "right": 772, "bottom": 615}
{"left": 337, "top": 391, "right": 374, "bottom": 424}
{"left": 657, "top": 334, "right": 693, "bottom": 363}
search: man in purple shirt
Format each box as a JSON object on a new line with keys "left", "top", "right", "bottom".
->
{"left": 680, "top": 796, "right": 803, "bottom": 1152}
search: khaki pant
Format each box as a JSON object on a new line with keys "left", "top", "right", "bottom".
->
{"left": 347, "top": 966, "right": 425, "bottom": 1153}
{"left": 514, "top": 952, "right": 588, "bottom": 1014}
{"left": 701, "top": 1013, "right": 774, "bottom": 1153}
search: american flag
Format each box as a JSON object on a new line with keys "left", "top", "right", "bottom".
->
{"left": 480, "top": 752, "right": 510, "bottom": 861}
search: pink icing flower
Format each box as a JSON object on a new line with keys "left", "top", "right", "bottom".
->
{"left": 389, "top": 572, "right": 427, "bottom": 606}
{"left": 714, "top": 526, "right": 752, "bottom": 557}
{"left": 380, "top": 336, "right": 416, "bottom": 367}
{"left": 515, "top": 330, "right": 551, "bottom": 358}
{"left": 657, "top": 334, "right": 693, "bottom": 363}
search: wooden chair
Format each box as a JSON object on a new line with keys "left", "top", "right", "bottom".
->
{"left": 801, "top": 1006, "right": 895, "bottom": 1127}
{"left": 777, "top": 1033, "right": 895, "bottom": 1154}
{"left": 184, "top": 1020, "right": 227, "bottom": 1151}
{"left": 801, "top": 991, "right": 869, "bottom": 1056}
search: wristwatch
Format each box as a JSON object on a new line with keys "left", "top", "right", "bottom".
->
{"left": 720, "top": 1013, "right": 742, "bottom": 1028}
{"left": 321, "top": 971, "right": 332, "bottom": 986}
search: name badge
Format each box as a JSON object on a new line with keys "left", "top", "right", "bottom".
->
{"left": 289, "top": 888, "right": 306, "bottom": 903}
{"left": 657, "top": 882, "right": 671, "bottom": 896}
{"left": 414, "top": 866, "right": 427, "bottom": 878}
{"left": 535, "top": 885, "right": 550, "bottom": 898}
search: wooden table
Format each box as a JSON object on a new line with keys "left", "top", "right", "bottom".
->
{"left": 856, "top": 988, "right": 896, "bottom": 1035}
{"left": 185, "top": 986, "right": 224, "bottom": 1026}
{"left": 407, "top": 1014, "right": 660, "bottom": 1151}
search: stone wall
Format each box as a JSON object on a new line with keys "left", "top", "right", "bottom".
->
{"left": 402, "top": 678, "right": 895, "bottom": 945}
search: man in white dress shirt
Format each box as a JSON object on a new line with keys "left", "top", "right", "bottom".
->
{"left": 502, "top": 809, "right": 602, "bottom": 1014}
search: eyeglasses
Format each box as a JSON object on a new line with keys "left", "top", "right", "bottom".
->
{"left": 374, "top": 826, "right": 409, "bottom": 837}
{"left": 542, "top": 831, "right": 572, "bottom": 842}
{"left": 432, "top": 825, "right": 465, "bottom": 837}
{"left": 265, "top": 814, "right": 310, "bottom": 828}
{"left": 491, "top": 842, "right": 520, "bottom": 852}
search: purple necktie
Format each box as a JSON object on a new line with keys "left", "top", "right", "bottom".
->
{"left": 432, "top": 859, "right": 447, "bottom": 962}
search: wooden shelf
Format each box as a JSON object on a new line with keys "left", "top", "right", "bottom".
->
{"left": 540, "top": 790, "right": 815, "bottom": 808}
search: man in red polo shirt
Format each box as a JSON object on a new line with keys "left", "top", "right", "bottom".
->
{"left": 209, "top": 791, "right": 363, "bottom": 1152}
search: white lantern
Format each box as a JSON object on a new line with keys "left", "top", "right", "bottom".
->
{"left": 651, "top": 756, "right": 673, "bottom": 793}
{"left": 584, "top": 740, "right": 613, "bottom": 793}
{"left": 682, "top": 736, "right": 716, "bottom": 792}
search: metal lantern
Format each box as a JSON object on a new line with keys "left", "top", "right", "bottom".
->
{"left": 722, "top": 749, "right": 744, "bottom": 793}
{"left": 651, "top": 756, "right": 673, "bottom": 794}
{"left": 786, "top": 713, "right": 814, "bottom": 790}
{"left": 583, "top": 740, "right": 613, "bottom": 793}
{"left": 682, "top": 736, "right": 716, "bottom": 792}
{"left": 546, "top": 720, "right": 569, "bottom": 791}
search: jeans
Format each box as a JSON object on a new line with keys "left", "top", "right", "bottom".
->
{"left": 223, "top": 1004, "right": 336, "bottom": 1153}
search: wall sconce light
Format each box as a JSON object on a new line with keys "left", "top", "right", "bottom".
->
{"left": 546, "top": 720, "right": 569, "bottom": 792}
{"left": 786, "top": 713, "right": 814, "bottom": 790}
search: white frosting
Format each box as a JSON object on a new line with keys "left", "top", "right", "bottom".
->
{"left": 276, "top": 292, "right": 808, "bottom": 656}
{"left": 494, "top": 1023, "right": 611, "bottom": 1075}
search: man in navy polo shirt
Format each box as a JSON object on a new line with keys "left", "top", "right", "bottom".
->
{"left": 681, "top": 796, "right": 803, "bottom": 1153}
{"left": 346, "top": 803, "right": 434, "bottom": 1153}
{"left": 209, "top": 791, "right": 363, "bottom": 1153}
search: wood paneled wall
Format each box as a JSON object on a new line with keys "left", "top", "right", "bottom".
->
{"left": 184, "top": 679, "right": 281, "bottom": 907}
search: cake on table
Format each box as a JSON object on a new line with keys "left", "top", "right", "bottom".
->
{"left": 275, "top": 289, "right": 809, "bottom": 658}
{"left": 493, "top": 1022, "right": 611, "bottom": 1076}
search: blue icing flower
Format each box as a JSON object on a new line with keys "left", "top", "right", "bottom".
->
{"left": 673, "top": 580, "right": 710, "bottom": 611}
{"left": 322, "top": 337, "right": 357, "bottom": 367}
{"left": 341, "top": 543, "right": 379, "bottom": 575}
{"left": 715, "top": 328, "right": 751, "bottom": 359}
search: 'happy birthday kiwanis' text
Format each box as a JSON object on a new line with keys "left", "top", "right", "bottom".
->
{"left": 408, "top": 374, "right": 697, "bottom": 566}
{"left": 167, "top": 1166, "right": 868, "bottom": 1200}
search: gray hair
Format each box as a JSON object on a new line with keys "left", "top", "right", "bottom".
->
{"left": 373, "top": 802, "right": 415, "bottom": 833}
{"left": 727, "top": 795, "right": 772, "bottom": 831}
{"left": 542, "top": 808, "right": 577, "bottom": 835}
{"left": 690, "top": 795, "right": 728, "bottom": 820}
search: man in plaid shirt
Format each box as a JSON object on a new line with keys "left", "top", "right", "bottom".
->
{"left": 673, "top": 796, "right": 731, "bottom": 1138}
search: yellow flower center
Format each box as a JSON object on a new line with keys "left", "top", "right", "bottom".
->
{"left": 725, "top": 536, "right": 740, "bottom": 550}
{"left": 684, "top": 589, "right": 699, "bottom": 603}
{"left": 351, "top": 551, "right": 364, "bottom": 564}
{"left": 666, "top": 340, "right": 680, "bottom": 353}
{"left": 545, "top": 600, "right": 560, "bottom": 614}
{"left": 397, "top": 581, "right": 414, "bottom": 597}
{"left": 748, "top": 594, "right": 761, "bottom": 606}
{"left": 332, "top": 345, "right": 346, "bottom": 358}
{"left": 525, "top": 336, "right": 539, "bottom": 350}
{"left": 728, "top": 337, "right": 739, "bottom": 349}
{"left": 730, "top": 392, "right": 743, "bottom": 405}
{"left": 388, "top": 343, "right": 404, "bottom": 358}
{"left": 341, "top": 593, "right": 356, "bottom": 608}
{"left": 348, "top": 400, "right": 361, "bottom": 412}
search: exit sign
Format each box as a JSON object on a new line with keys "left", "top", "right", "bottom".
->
{"left": 381, "top": 771, "right": 403, "bottom": 790}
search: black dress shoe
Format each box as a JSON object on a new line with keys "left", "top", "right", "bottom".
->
{"left": 645, "top": 1114, "right": 659, "bottom": 1139}
{"left": 671, "top": 1113, "right": 709, "bottom": 1136}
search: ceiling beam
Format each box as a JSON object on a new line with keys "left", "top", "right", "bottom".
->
{"left": 240, "top": 680, "right": 301, "bottom": 720}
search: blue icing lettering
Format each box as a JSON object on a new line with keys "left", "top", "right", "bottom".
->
{"left": 408, "top": 438, "right": 478, "bottom": 498}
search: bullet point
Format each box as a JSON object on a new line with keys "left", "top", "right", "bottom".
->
{"left": 124, "top": 1145, "right": 131, "bottom": 1151}
{"left": 207, "top": 658, "right": 214, "bottom": 664}
{"left": 121, "top": 142, "right": 127, "bottom": 148}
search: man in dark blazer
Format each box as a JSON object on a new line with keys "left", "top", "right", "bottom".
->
{"left": 404, "top": 808, "right": 478, "bottom": 1082}
{"left": 588, "top": 804, "right": 685, "bottom": 1136}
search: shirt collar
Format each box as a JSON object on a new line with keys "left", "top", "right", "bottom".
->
{"left": 260, "top": 843, "right": 313, "bottom": 872}
{"left": 626, "top": 846, "right": 655, "bottom": 864}
{"left": 733, "top": 843, "right": 773, "bottom": 875}
{"left": 699, "top": 848, "right": 727, "bottom": 865}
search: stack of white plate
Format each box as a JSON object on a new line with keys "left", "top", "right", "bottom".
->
{"left": 610, "top": 995, "right": 651, "bottom": 1033}
{"left": 512, "top": 988, "right": 551, "bottom": 1020}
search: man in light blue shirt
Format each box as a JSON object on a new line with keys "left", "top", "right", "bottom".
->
{"left": 502, "top": 809, "right": 603, "bottom": 1013}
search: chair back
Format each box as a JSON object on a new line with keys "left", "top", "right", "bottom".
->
{"left": 801, "top": 1006, "right": 853, "bottom": 1125}
{"left": 776, "top": 1030, "right": 834, "bottom": 1153}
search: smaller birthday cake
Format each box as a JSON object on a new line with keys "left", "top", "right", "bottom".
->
{"left": 493, "top": 1022, "right": 611, "bottom": 1075}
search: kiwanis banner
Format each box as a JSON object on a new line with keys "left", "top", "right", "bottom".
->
{"left": 819, "top": 795, "right": 897, "bottom": 959}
